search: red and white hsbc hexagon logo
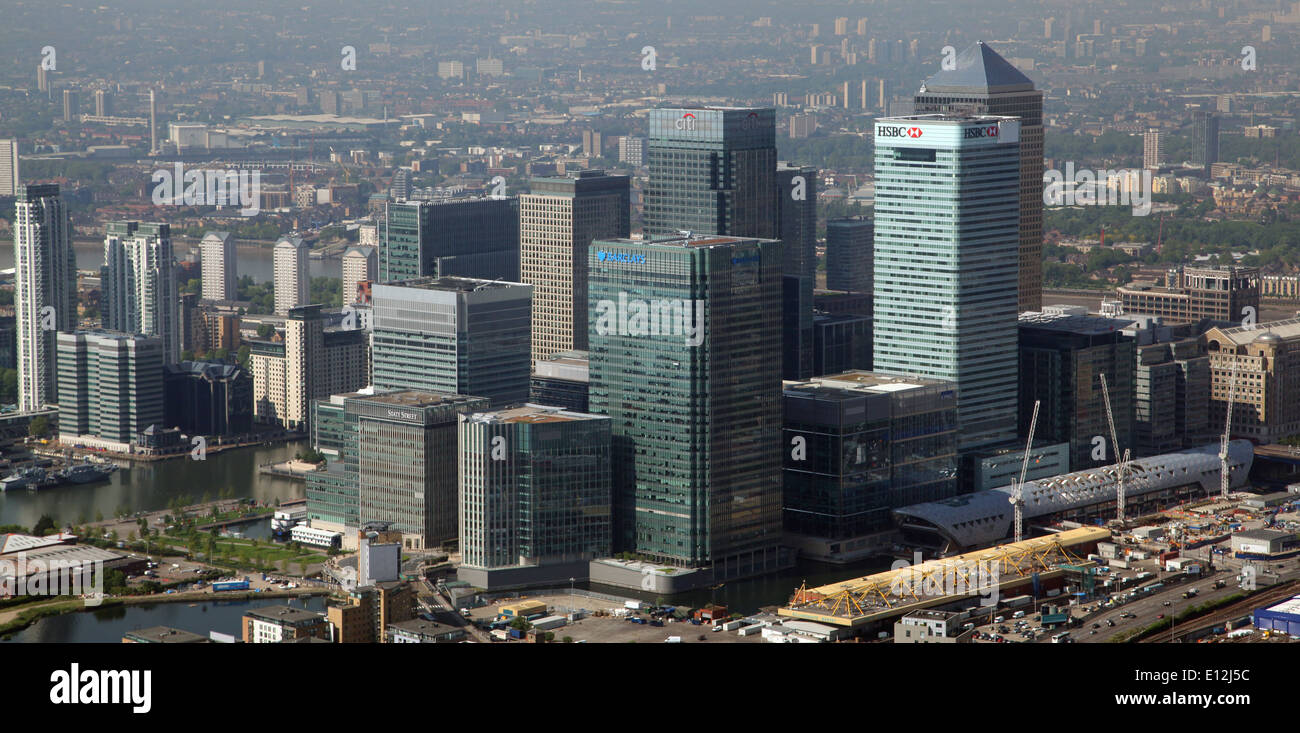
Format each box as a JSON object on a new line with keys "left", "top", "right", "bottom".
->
{"left": 879, "top": 126, "right": 923, "bottom": 138}
{"left": 963, "top": 125, "right": 1000, "bottom": 139}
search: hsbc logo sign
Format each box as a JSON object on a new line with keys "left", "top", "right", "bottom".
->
{"left": 879, "top": 126, "right": 923, "bottom": 138}
{"left": 964, "top": 125, "right": 1000, "bottom": 139}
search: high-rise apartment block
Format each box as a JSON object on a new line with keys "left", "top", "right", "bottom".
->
{"left": 102, "top": 221, "right": 180, "bottom": 364}
{"left": 1143, "top": 129, "right": 1165, "bottom": 169}
{"left": 913, "top": 42, "right": 1044, "bottom": 313}
{"left": 250, "top": 305, "right": 369, "bottom": 430}
{"left": 14, "top": 184, "right": 77, "bottom": 411}
{"left": 872, "top": 113, "right": 1022, "bottom": 451}
{"left": 341, "top": 245, "right": 377, "bottom": 305}
{"left": 520, "top": 170, "right": 629, "bottom": 363}
{"left": 371, "top": 277, "right": 532, "bottom": 406}
{"left": 273, "top": 237, "right": 310, "bottom": 315}
{"left": 588, "top": 234, "right": 785, "bottom": 577}
{"left": 458, "top": 404, "right": 612, "bottom": 589}
{"left": 0, "top": 139, "right": 18, "bottom": 196}
{"left": 200, "top": 231, "right": 238, "bottom": 302}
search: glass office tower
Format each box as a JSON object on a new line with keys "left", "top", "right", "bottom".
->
{"left": 380, "top": 197, "right": 520, "bottom": 283}
{"left": 872, "top": 114, "right": 1021, "bottom": 451}
{"left": 588, "top": 234, "right": 785, "bottom": 579}
{"left": 644, "top": 107, "right": 778, "bottom": 239}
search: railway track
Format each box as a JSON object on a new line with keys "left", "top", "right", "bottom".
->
{"left": 1138, "top": 579, "right": 1299, "bottom": 643}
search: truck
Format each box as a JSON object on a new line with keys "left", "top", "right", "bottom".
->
{"left": 509, "top": 627, "right": 524, "bottom": 639}
{"left": 490, "top": 629, "right": 509, "bottom": 641}
{"left": 624, "top": 600, "right": 645, "bottom": 611}
{"left": 212, "top": 580, "right": 250, "bottom": 592}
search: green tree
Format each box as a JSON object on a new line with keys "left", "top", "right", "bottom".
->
{"left": 28, "top": 415, "right": 50, "bottom": 437}
{"left": 32, "top": 514, "right": 57, "bottom": 536}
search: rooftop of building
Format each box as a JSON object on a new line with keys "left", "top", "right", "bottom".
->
{"left": 902, "top": 609, "right": 961, "bottom": 621}
{"left": 164, "top": 360, "right": 244, "bottom": 379}
{"left": 1212, "top": 317, "right": 1300, "bottom": 345}
{"left": 877, "top": 112, "right": 1020, "bottom": 125}
{"left": 124, "top": 626, "right": 209, "bottom": 643}
{"left": 380, "top": 276, "right": 528, "bottom": 292}
{"left": 604, "top": 234, "right": 766, "bottom": 249}
{"left": 784, "top": 370, "right": 953, "bottom": 397}
{"left": 388, "top": 618, "right": 461, "bottom": 636}
{"left": 1019, "top": 311, "right": 1137, "bottom": 334}
{"left": 1233, "top": 528, "right": 1296, "bottom": 541}
{"left": 245, "top": 606, "right": 324, "bottom": 624}
{"left": 352, "top": 390, "right": 478, "bottom": 407}
{"left": 917, "top": 41, "right": 1037, "bottom": 94}
{"left": 464, "top": 403, "right": 604, "bottom": 424}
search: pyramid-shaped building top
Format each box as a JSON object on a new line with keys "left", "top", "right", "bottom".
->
{"left": 920, "top": 41, "right": 1035, "bottom": 94}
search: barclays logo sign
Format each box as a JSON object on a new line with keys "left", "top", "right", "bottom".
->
{"left": 730, "top": 254, "right": 760, "bottom": 265}
{"left": 597, "top": 251, "right": 646, "bottom": 264}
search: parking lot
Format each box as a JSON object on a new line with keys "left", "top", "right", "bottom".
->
{"left": 466, "top": 593, "right": 764, "bottom": 643}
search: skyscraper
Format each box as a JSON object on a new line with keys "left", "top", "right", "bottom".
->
{"left": 520, "top": 170, "right": 629, "bottom": 364}
{"left": 0, "top": 139, "right": 18, "bottom": 196}
{"left": 56, "top": 330, "right": 164, "bottom": 451}
{"left": 1143, "top": 129, "right": 1165, "bottom": 169}
{"left": 872, "top": 114, "right": 1022, "bottom": 451}
{"left": 371, "top": 277, "right": 532, "bottom": 406}
{"left": 341, "top": 245, "right": 377, "bottom": 305}
{"left": 644, "top": 106, "right": 778, "bottom": 239}
{"left": 1191, "top": 111, "right": 1219, "bottom": 169}
{"left": 826, "top": 217, "right": 874, "bottom": 294}
{"left": 200, "top": 231, "right": 238, "bottom": 302}
{"left": 273, "top": 237, "right": 310, "bottom": 315}
{"left": 914, "top": 41, "right": 1044, "bottom": 313}
{"left": 776, "top": 163, "right": 818, "bottom": 379}
{"left": 588, "top": 234, "right": 785, "bottom": 577}
{"left": 62, "top": 89, "right": 79, "bottom": 122}
{"left": 102, "top": 221, "right": 180, "bottom": 364}
{"left": 379, "top": 197, "right": 519, "bottom": 283}
{"left": 249, "top": 304, "right": 369, "bottom": 430}
{"left": 14, "top": 184, "right": 77, "bottom": 411}
{"left": 458, "top": 404, "right": 612, "bottom": 588}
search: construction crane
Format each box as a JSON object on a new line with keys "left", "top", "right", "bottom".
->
{"left": 1099, "top": 373, "right": 1130, "bottom": 524}
{"left": 1010, "top": 400, "right": 1040, "bottom": 543}
{"left": 1220, "top": 364, "right": 1239, "bottom": 499}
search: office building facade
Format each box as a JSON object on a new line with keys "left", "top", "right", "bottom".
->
{"left": 1018, "top": 312, "right": 1136, "bottom": 470}
{"left": 872, "top": 114, "right": 1022, "bottom": 451}
{"left": 458, "top": 405, "right": 612, "bottom": 589}
{"left": 913, "top": 42, "right": 1044, "bottom": 312}
{"left": 56, "top": 330, "right": 164, "bottom": 451}
{"left": 1203, "top": 319, "right": 1300, "bottom": 443}
{"left": 644, "top": 106, "right": 778, "bottom": 239}
{"left": 102, "top": 221, "right": 180, "bottom": 364}
{"left": 1118, "top": 265, "right": 1259, "bottom": 324}
{"left": 162, "top": 360, "right": 253, "bottom": 436}
{"left": 371, "top": 277, "right": 531, "bottom": 406}
{"left": 380, "top": 197, "right": 520, "bottom": 283}
{"left": 520, "top": 170, "right": 629, "bottom": 363}
{"left": 776, "top": 163, "right": 818, "bottom": 379}
{"left": 530, "top": 350, "right": 589, "bottom": 412}
{"left": 589, "top": 235, "right": 785, "bottom": 577}
{"left": 825, "top": 217, "right": 873, "bottom": 294}
{"left": 250, "top": 305, "right": 369, "bottom": 430}
{"left": 14, "top": 184, "right": 78, "bottom": 411}
{"left": 351, "top": 391, "right": 489, "bottom": 549}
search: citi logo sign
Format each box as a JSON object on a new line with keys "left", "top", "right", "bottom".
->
{"left": 675, "top": 112, "right": 697, "bottom": 131}
{"left": 597, "top": 250, "right": 646, "bottom": 264}
{"left": 964, "top": 125, "right": 1000, "bottom": 139}
{"left": 879, "top": 126, "right": 922, "bottom": 138}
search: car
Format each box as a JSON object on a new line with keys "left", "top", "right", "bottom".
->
{"left": 1107, "top": 619, "right": 1115, "bottom": 627}
{"left": 1162, "top": 601, "right": 1171, "bottom": 607}
{"left": 1157, "top": 614, "right": 1165, "bottom": 619}
{"left": 1089, "top": 630, "right": 1097, "bottom": 635}
{"left": 1091, "top": 623, "right": 1100, "bottom": 629}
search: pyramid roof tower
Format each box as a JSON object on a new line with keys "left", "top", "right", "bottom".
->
{"left": 919, "top": 41, "right": 1036, "bottom": 94}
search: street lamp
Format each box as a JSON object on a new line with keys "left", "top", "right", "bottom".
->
{"left": 569, "top": 577, "right": 575, "bottom": 602}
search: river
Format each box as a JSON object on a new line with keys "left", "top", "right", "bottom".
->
{"left": 0, "top": 441, "right": 306, "bottom": 530}
{"left": 2, "top": 595, "right": 327, "bottom": 643}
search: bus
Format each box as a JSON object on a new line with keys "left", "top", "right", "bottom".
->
{"left": 1052, "top": 631, "right": 1071, "bottom": 644}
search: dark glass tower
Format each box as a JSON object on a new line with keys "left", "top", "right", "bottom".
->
{"left": 588, "top": 234, "right": 785, "bottom": 578}
{"left": 913, "top": 41, "right": 1043, "bottom": 313}
{"left": 776, "top": 162, "right": 818, "bottom": 379}
{"left": 644, "top": 107, "right": 778, "bottom": 239}
{"left": 379, "top": 197, "right": 520, "bottom": 283}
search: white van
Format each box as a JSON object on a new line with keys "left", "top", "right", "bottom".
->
{"left": 1012, "top": 610, "right": 1026, "bottom": 619}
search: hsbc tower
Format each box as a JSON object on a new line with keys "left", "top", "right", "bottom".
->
{"left": 871, "top": 113, "right": 1022, "bottom": 452}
